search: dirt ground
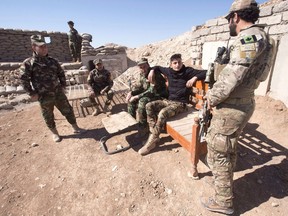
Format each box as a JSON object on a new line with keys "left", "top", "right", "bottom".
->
{"left": 0, "top": 95, "right": 287, "bottom": 216}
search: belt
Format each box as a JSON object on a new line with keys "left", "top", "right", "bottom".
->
{"left": 223, "top": 97, "right": 253, "bottom": 105}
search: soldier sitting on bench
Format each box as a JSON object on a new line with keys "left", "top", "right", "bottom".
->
{"left": 87, "top": 59, "right": 114, "bottom": 116}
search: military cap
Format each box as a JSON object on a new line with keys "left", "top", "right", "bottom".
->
{"left": 93, "top": 59, "right": 103, "bottom": 65}
{"left": 30, "top": 35, "right": 46, "bottom": 46}
{"left": 137, "top": 58, "right": 148, "bottom": 65}
{"left": 67, "top": 20, "right": 74, "bottom": 25}
{"left": 225, "top": 0, "right": 257, "bottom": 19}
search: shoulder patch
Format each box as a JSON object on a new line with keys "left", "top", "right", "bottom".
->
{"left": 240, "top": 35, "right": 257, "bottom": 44}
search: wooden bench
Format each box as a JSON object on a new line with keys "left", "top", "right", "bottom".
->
{"left": 166, "top": 80, "right": 209, "bottom": 179}
{"left": 66, "top": 82, "right": 129, "bottom": 117}
{"left": 66, "top": 84, "right": 90, "bottom": 117}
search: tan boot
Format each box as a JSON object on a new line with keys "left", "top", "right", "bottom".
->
{"left": 72, "top": 124, "right": 86, "bottom": 134}
{"left": 201, "top": 197, "right": 234, "bottom": 215}
{"left": 92, "top": 106, "right": 100, "bottom": 116}
{"left": 138, "top": 134, "right": 160, "bottom": 156}
{"left": 50, "top": 128, "right": 61, "bottom": 142}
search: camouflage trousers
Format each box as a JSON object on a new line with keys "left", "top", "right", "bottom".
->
{"left": 69, "top": 42, "right": 81, "bottom": 60}
{"left": 205, "top": 99, "right": 255, "bottom": 208}
{"left": 38, "top": 89, "right": 76, "bottom": 129}
{"left": 127, "top": 96, "right": 161, "bottom": 127}
{"left": 89, "top": 89, "right": 114, "bottom": 105}
{"left": 146, "top": 99, "right": 187, "bottom": 136}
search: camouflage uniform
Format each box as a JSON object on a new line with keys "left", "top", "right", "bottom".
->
{"left": 19, "top": 52, "right": 76, "bottom": 129}
{"left": 128, "top": 68, "right": 168, "bottom": 127}
{"left": 87, "top": 67, "right": 114, "bottom": 105}
{"left": 146, "top": 99, "right": 186, "bottom": 135}
{"left": 206, "top": 24, "right": 274, "bottom": 208}
{"left": 146, "top": 65, "right": 206, "bottom": 138}
{"left": 68, "top": 27, "right": 82, "bottom": 61}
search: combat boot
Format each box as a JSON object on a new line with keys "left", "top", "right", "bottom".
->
{"left": 201, "top": 197, "right": 234, "bottom": 215}
{"left": 92, "top": 106, "right": 101, "bottom": 116}
{"left": 50, "top": 128, "right": 61, "bottom": 142}
{"left": 72, "top": 124, "right": 86, "bottom": 134}
{"left": 103, "top": 99, "right": 112, "bottom": 113}
{"left": 138, "top": 134, "right": 160, "bottom": 156}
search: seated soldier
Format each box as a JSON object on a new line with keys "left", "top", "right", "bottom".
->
{"left": 138, "top": 54, "right": 206, "bottom": 155}
{"left": 87, "top": 59, "right": 114, "bottom": 116}
{"left": 126, "top": 58, "right": 168, "bottom": 138}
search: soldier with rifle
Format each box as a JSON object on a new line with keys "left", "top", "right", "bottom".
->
{"left": 200, "top": 0, "right": 275, "bottom": 214}
{"left": 198, "top": 46, "right": 227, "bottom": 142}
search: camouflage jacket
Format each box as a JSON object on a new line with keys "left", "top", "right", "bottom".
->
{"left": 68, "top": 28, "right": 82, "bottom": 44}
{"left": 19, "top": 52, "right": 66, "bottom": 96}
{"left": 208, "top": 24, "right": 274, "bottom": 107}
{"left": 131, "top": 67, "right": 168, "bottom": 99}
{"left": 87, "top": 68, "right": 113, "bottom": 93}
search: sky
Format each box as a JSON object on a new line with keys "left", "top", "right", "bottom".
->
{"left": 1, "top": 0, "right": 267, "bottom": 48}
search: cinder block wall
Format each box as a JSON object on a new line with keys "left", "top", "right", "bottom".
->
{"left": 0, "top": 29, "right": 72, "bottom": 62}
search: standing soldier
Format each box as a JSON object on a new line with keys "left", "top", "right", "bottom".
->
{"left": 19, "top": 35, "right": 85, "bottom": 142}
{"left": 126, "top": 58, "right": 168, "bottom": 138}
{"left": 87, "top": 59, "right": 114, "bottom": 116}
{"left": 67, "top": 20, "right": 82, "bottom": 62}
{"left": 201, "top": 0, "right": 275, "bottom": 214}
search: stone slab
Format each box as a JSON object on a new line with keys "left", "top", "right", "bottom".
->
{"left": 202, "top": 41, "right": 231, "bottom": 69}
{"left": 269, "top": 34, "right": 288, "bottom": 107}
{"left": 102, "top": 111, "right": 137, "bottom": 134}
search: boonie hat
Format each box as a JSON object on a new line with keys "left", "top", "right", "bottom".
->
{"left": 225, "top": 0, "right": 257, "bottom": 19}
{"left": 137, "top": 58, "right": 148, "bottom": 65}
{"left": 93, "top": 59, "right": 102, "bottom": 65}
{"left": 30, "top": 35, "right": 46, "bottom": 46}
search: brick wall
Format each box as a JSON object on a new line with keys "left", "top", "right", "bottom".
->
{"left": 0, "top": 29, "right": 72, "bottom": 62}
{"left": 190, "top": 0, "right": 288, "bottom": 65}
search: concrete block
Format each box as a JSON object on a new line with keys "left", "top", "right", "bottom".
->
{"left": 205, "top": 18, "right": 218, "bottom": 27}
{"left": 218, "top": 18, "right": 228, "bottom": 26}
{"left": 202, "top": 41, "right": 230, "bottom": 69}
{"left": 205, "top": 34, "right": 217, "bottom": 42}
{"left": 211, "top": 26, "right": 224, "bottom": 34}
{"left": 217, "top": 33, "right": 230, "bottom": 41}
{"left": 269, "top": 24, "right": 288, "bottom": 34}
{"left": 260, "top": 5, "right": 273, "bottom": 17}
{"left": 273, "top": 1, "right": 288, "bottom": 13}
{"left": 258, "top": 14, "right": 282, "bottom": 26}
{"left": 196, "top": 28, "right": 211, "bottom": 37}
{"left": 269, "top": 34, "right": 288, "bottom": 107}
{"left": 283, "top": 11, "right": 288, "bottom": 21}
{"left": 191, "top": 52, "right": 201, "bottom": 59}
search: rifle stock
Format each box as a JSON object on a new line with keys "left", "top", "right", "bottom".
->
{"left": 198, "top": 46, "right": 226, "bottom": 142}
{"left": 198, "top": 100, "right": 212, "bottom": 142}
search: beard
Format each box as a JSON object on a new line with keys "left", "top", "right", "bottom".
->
{"left": 229, "top": 20, "right": 237, "bottom": 36}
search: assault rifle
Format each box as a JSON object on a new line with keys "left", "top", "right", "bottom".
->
{"left": 198, "top": 100, "right": 211, "bottom": 142}
{"left": 205, "top": 46, "right": 226, "bottom": 88}
{"left": 198, "top": 46, "right": 226, "bottom": 142}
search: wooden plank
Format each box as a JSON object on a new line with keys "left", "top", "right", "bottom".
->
{"left": 67, "top": 84, "right": 89, "bottom": 101}
{"left": 166, "top": 124, "right": 191, "bottom": 151}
